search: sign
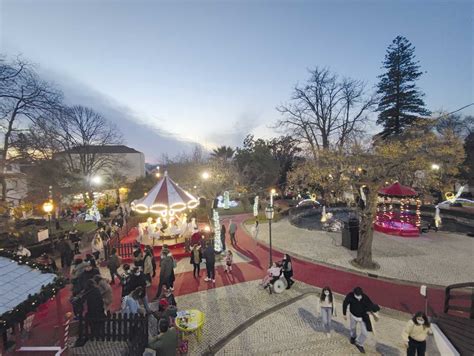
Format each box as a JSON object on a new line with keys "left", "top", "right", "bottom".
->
{"left": 37, "top": 229, "right": 49, "bottom": 242}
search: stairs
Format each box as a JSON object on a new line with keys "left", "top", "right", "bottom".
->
{"left": 435, "top": 314, "right": 474, "bottom": 355}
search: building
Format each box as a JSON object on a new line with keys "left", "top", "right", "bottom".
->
{"left": 1, "top": 163, "right": 28, "bottom": 206}
{"left": 54, "top": 145, "right": 146, "bottom": 183}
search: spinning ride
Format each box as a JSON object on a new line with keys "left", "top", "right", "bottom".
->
{"left": 131, "top": 172, "right": 199, "bottom": 246}
{"left": 374, "top": 182, "right": 421, "bottom": 237}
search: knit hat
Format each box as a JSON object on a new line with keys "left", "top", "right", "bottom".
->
{"left": 159, "top": 298, "right": 169, "bottom": 308}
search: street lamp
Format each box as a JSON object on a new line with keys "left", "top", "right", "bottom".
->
{"left": 265, "top": 205, "right": 274, "bottom": 266}
{"left": 431, "top": 163, "right": 440, "bottom": 171}
{"left": 201, "top": 171, "right": 210, "bottom": 180}
{"left": 43, "top": 201, "right": 54, "bottom": 247}
{"left": 91, "top": 175, "right": 102, "bottom": 185}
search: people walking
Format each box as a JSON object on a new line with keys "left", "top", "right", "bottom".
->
{"left": 319, "top": 287, "right": 335, "bottom": 337}
{"left": 128, "top": 267, "right": 150, "bottom": 312}
{"left": 343, "top": 286, "right": 380, "bottom": 354}
{"left": 203, "top": 242, "right": 216, "bottom": 283}
{"left": 91, "top": 233, "right": 103, "bottom": 261}
{"left": 224, "top": 250, "right": 233, "bottom": 273}
{"left": 133, "top": 245, "right": 144, "bottom": 268}
{"left": 106, "top": 248, "right": 122, "bottom": 285}
{"left": 229, "top": 220, "right": 237, "bottom": 245}
{"left": 93, "top": 275, "right": 113, "bottom": 312}
{"left": 121, "top": 287, "right": 143, "bottom": 315}
{"left": 143, "top": 246, "right": 154, "bottom": 285}
{"left": 57, "top": 236, "right": 74, "bottom": 268}
{"left": 402, "top": 312, "right": 432, "bottom": 356}
{"left": 220, "top": 224, "right": 226, "bottom": 251}
{"left": 84, "top": 279, "right": 105, "bottom": 337}
{"left": 155, "top": 250, "right": 173, "bottom": 298}
{"left": 190, "top": 244, "right": 202, "bottom": 278}
{"left": 282, "top": 254, "right": 294, "bottom": 289}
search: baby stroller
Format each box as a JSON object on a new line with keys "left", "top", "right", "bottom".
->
{"left": 261, "top": 262, "right": 287, "bottom": 294}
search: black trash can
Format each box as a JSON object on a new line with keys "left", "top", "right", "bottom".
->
{"left": 342, "top": 218, "right": 359, "bottom": 250}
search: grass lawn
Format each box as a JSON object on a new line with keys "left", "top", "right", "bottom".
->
{"left": 53, "top": 220, "right": 98, "bottom": 234}
{"left": 215, "top": 205, "right": 252, "bottom": 216}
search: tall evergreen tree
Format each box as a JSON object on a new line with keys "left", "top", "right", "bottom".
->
{"left": 376, "top": 36, "right": 430, "bottom": 138}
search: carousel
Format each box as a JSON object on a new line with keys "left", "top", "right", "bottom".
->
{"left": 374, "top": 182, "right": 421, "bottom": 237}
{"left": 131, "top": 172, "right": 200, "bottom": 246}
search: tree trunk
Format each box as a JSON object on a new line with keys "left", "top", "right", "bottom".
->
{"left": 355, "top": 188, "right": 378, "bottom": 269}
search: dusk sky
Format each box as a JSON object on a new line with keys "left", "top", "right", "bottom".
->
{"left": 1, "top": 0, "right": 472, "bottom": 163}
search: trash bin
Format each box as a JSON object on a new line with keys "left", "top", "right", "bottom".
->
{"left": 342, "top": 218, "right": 359, "bottom": 250}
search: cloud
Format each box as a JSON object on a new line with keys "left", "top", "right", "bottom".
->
{"left": 204, "top": 109, "right": 265, "bottom": 148}
{"left": 38, "top": 69, "right": 200, "bottom": 163}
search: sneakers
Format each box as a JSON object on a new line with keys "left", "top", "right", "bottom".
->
{"left": 204, "top": 277, "right": 210, "bottom": 281}
{"left": 355, "top": 344, "right": 366, "bottom": 354}
{"left": 350, "top": 337, "right": 356, "bottom": 344}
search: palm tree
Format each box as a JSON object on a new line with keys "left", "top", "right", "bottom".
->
{"left": 210, "top": 146, "right": 235, "bottom": 161}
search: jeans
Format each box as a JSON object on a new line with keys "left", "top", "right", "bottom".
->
{"left": 193, "top": 263, "right": 200, "bottom": 277}
{"left": 350, "top": 314, "right": 368, "bottom": 346}
{"left": 230, "top": 232, "right": 236, "bottom": 245}
{"left": 206, "top": 262, "right": 215, "bottom": 279}
{"left": 321, "top": 307, "right": 332, "bottom": 333}
{"left": 407, "top": 337, "right": 426, "bottom": 356}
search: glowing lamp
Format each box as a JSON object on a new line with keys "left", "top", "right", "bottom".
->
{"left": 201, "top": 171, "right": 210, "bottom": 180}
{"left": 91, "top": 176, "right": 102, "bottom": 185}
{"left": 204, "top": 225, "right": 211, "bottom": 232}
{"left": 431, "top": 164, "right": 440, "bottom": 171}
{"left": 43, "top": 201, "right": 54, "bottom": 214}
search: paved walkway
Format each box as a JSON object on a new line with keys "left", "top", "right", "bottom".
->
{"left": 174, "top": 281, "right": 439, "bottom": 356}
{"left": 251, "top": 218, "right": 474, "bottom": 286}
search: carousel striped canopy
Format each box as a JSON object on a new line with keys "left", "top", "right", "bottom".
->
{"left": 131, "top": 172, "right": 199, "bottom": 214}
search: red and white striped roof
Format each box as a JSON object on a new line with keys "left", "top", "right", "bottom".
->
{"left": 131, "top": 172, "right": 199, "bottom": 214}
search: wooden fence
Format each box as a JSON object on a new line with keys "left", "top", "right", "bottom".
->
{"left": 444, "top": 282, "right": 474, "bottom": 318}
{"left": 75, "top": 312, "right": 148, "bottom": 356}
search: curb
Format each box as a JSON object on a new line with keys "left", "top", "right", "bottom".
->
{"left": 241, "top": 220, "right": 446, "bottom": 291}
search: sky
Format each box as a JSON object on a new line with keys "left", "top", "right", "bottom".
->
{"left": 1, "top": 0, "right": 472, "bottom": 163}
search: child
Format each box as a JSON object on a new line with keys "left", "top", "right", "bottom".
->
{"left": 159, "top": 286, "right": 177, "bottom": 307}
{"left": 224, "top": 250, "right": 233, "bottom": 273}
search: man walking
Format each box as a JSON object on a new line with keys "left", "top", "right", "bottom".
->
{"left": 229, "top": 220, "right": 237, "bottom": 245}
{"left": 106, "top": 248, "right": 122, "bottom": 284}
{"left": 343, "top": 287, "right": 380, "bottom": 354}
{"left": 203, "top": 242, "right": 216, "bottom": 283}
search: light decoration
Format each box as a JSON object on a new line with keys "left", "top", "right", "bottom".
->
{"left": 320, "top": 205, "right": 327, "bottom": 223}
{"left": 435, "top": 186, "right": 474, "bottom": 229}
{"left": 131, "top": 171, "right": 199, "bottom": 220}
{"left": 212, "top": 209, "right": 222, "bottom": 252}
{"left": 415, "top": 199, "right": 421, "bottom": 227}
{"left": 223, "top": 191, "right": 230, "bottom": 210}
{"left": 253, "top": 196, "right": 259, "bottom": 217}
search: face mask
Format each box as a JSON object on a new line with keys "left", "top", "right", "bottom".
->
{"left": 324, "top": 291, "right": 330, "bottom": 296}
{"left": 416, "top": 319, "right": 424, "bottom": 325}
{"left": 354, "top": 294, "right": 362, "bottom": 301}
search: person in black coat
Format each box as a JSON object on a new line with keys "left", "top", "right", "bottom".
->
{"left": 84, "top": 279, "right": 105, "bottom": 337}
{"left": 76, "top": 262, "right": 101, "bottom": 294}
{"left": 190, "top": 245, "right": 202, "bottom": 278}
{"left": 220, "top": 224, "right": 226, "bottom": 251}
{"left": 202, "top": 242, "right": 216, "bottom": 283}
{"left": 128, "top": 267, "right": 151, "bottom": 313}
{"left": 343, "top": 286, "right": 380, "bottom": 354}
{"left": 281, "top": 254, "right": 294, "bottom": 289}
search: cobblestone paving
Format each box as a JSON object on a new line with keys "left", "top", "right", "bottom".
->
{"left": 218, "top": 294, "right": 440, "bottom": 356}
{"left": 251, "top": 219, "right": 474, "bottom": 286}
{"left": 156, "top": 280, "right": 440, "bottom": 356}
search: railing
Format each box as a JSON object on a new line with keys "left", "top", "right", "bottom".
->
{"left": 75, "top": 312, "right": 148, "bottom": 356}
{"left": 444, "top": 282, "right": 474, "bottom": 319}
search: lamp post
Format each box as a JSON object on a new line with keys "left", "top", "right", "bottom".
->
{"left": 43, "top": 201, "right": 54, "bottom": 248}
{"left": 265, "top": 205, "right": 274, "bottom": 266}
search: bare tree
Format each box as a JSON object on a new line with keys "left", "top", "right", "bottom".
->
{"left": 54, "top": 106, "right": 122, "bottom": 176}
{"left": 0, "top": 57, "right": 62, "bottom": 202}
{"left": 277, "top": 67, "right": 375, "bottom": 157}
